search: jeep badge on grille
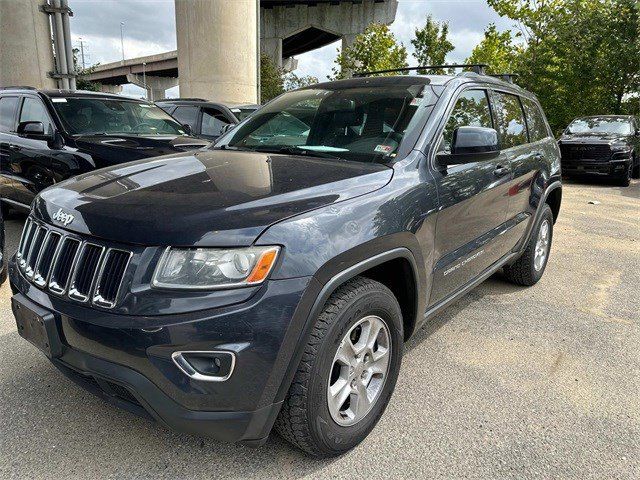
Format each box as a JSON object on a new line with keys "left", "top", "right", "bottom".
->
{"left": 52, "top": 208, "right": 74, "bottom": 226}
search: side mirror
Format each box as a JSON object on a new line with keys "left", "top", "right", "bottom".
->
{"left": 437, "top": 126, "right": 500, "bottom": 165}
{"left": 182, "top": 124, "right": 192, "bottom": 135}
{"left": 17, "top": 121, "right": 51, "bottom": 140}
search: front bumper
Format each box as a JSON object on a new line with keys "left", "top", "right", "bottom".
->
{"left": 9, "top": 259, "right": 318, "bottom": 444}
{"left": 562, "top": 158, "right": 631, "bottom": 177}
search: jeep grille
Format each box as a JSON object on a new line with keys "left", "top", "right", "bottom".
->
{"left": 16, "top": 217, "right": 132, "bottom": 309}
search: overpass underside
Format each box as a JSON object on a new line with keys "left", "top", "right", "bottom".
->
{"left": 85, "top": 0, "right": 398, "bottom": 102}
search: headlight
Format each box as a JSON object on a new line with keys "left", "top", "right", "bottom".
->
{"left": 152, "top": 246, "right": 280, "bottom": 290}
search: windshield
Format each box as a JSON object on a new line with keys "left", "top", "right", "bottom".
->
{"left": 567, "top": 117, "right": 633, "bottom": 135}
{"left": 217, "top": 84, "right": 433, "bottom": 163}
{"left": 51, "top": 97, "right": 187, "bottom": 136}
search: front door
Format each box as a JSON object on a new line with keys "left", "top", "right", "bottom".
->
{"left": 10, "top": 96, "right": 58, "bottom": 206}
{"left": 429, "top": 88, "right": 512, "bottom": 304}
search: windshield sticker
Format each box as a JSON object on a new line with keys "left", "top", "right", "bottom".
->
{"left": 139, "top": 104, "right": 152, "bottom": 108}
{"left": 51, "top": 98, "right": 67, "bottom": 103}
{"left": 410, "top": 98, "right": 422, "bottom": 106}
{"left": 374, "top": 144, "right": 393, "bottom": 154}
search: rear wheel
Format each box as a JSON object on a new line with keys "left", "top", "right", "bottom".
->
{"left": 503, "top": 204, "right": 554, "bottom": 286}
{"left": 274, "top": 277, "right": 403, "bottom": 457}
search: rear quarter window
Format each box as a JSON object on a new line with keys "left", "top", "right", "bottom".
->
{"left": 522, "top": 97, "right": 550, "bottom": 142}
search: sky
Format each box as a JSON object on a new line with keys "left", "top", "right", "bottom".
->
{"left": 68, "top": 0, "right": 514, "bottom": 98}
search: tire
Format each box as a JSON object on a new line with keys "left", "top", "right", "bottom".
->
{"left": 632, "top": 156, "right": 640, "bottom": 179}
{"left": 503, "top": 204, "right": 554, "bottom": 286}
{"left": 616, "top": 163, "right": 632, "bottom": 187}
{"left": 274, "top": 276, "right": 404, "bottom": 457}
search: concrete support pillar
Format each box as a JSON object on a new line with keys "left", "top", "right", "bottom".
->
{"left": 261, "top": 37, "right": 282, "bottom": 69}
{"left": 0, "top": 0, "right": 56, "bottom": 89}
{"left": 175, "top": 0, "right": 258, "bottom": 103}
{"left": 99, "top": 84, "right": 123, "bottom": 95}
{"left": 127, "top": 74, "right": 178, "bottom": 101}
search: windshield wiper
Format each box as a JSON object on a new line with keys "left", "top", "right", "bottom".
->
{"left": 250, "top": 145, "right": 346, "bottom": 160}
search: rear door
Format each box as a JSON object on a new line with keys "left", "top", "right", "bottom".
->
{"left": 493, "top": 92, "right": 552, "bottom": 251}
{"left": 429, "top": 88, "right": 512, "bottom": 304}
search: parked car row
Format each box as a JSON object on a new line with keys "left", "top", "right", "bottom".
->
{"left": 0, "top": 64, "right": 631, "bottom": 456}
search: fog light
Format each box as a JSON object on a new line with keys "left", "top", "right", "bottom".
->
{"left": 171, "top": 350, "right": 235, "bottom": 382}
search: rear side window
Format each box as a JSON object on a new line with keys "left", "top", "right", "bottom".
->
{"left": 441, "top": 90, "right": 493, "bottom": 153}
{"left": 172, "top": 106, "right": 199, "bottom": 130}
{"left": 493, "top": 92, "right": 528, "bottom": 149}
{"left": 0, "top": 96, "right": 20, "bottom": 132}
{"left": 19, "top": 97, "right": 53, "bottom": 133}
{"left": 521, "top": 97, "right": 549, "bottom": 141}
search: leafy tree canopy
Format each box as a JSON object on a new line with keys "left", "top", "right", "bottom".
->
{"left": 411, "top": 15, "right": 455, "bottom": 74}
{"left": 260, "top": 53, "right": 285, "bottom": 103}
{"left": 332, "top": 23, "right": 407, "bottom": 79}
{"left": 475, "top": 0, "right": 640, "bottom": 133}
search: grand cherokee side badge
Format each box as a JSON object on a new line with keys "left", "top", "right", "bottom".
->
{"left": 52, "top": 208, "right": 74, "bottom": 226}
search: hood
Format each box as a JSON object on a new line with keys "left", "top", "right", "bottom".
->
{"left": 33, "top": 149, "right": 393, "bottom": 246}
{"left": 73, "top": 134, "right": 211, "bottom": 166}
{"left": 559, "top": 132, "right": 630, "bottom": 145}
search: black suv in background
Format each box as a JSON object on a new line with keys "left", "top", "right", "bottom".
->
{"left": 559, "top": 115, "right": 640, "bottom": 186}
{"left": 157, "top": 98, "right": 260, "bottom": 141}
{"left": 9, "top": 69, "right": 561, "bottom": 457}
{"left": 0, "top": 88, "right": 209, "bottom": 212}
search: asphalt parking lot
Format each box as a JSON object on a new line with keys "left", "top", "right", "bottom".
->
{"left": 0, "top": 179, "right": 638, "bottom": 479}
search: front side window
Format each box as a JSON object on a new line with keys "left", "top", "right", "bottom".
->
{"left": 0, "top": 96, "right": 19, "bottom": 133}
{"left": 493, "top": 92, "right": 528, "bottom": 149}
{"left": 441, "top": 90, "right": 493, "bottom": 153}
{"left": 521, "top": 97, "right": 550, "bottom": 142}
{"left": 19, "top": 97, "right": 53, "bottom": 133}
{"left": 217, "top": 84, "right": 434, "bottom": 163}
{"left": 566, "top": 117, "right": 633, "bottom": 136}
{"left": 51, "top": 97, "right": 185, "bottom": 136}
{"left": 201, "top": 108, "right": 230, "bottom": 137}
{"left": 172, "top": 106, "right": 199, "bottom": 130}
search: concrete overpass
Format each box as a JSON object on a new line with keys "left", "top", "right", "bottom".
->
{"left": 85, "top": 0, "right": 398, "bottom": 100}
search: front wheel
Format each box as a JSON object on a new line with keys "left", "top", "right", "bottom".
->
{"left": 274, "top": 277, "right": 403, "bottom": 457}
{"left": 503, "top": 204, "right": 554, "bottom": 286}
{"left": 616, "top": 163, "right": 632, "bottom": 187}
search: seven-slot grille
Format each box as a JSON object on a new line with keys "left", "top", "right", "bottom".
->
{"left": 560, "top": 143, "right": 611, "bottom": 162}
{"left": 17, "top": 217, "right": 132, "bottom": 308}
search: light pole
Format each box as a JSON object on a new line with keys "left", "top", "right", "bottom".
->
{"left": 120, "top": 22, "right": 125, "bottom": 64}
{"left": 142, "top": 62, "right": 147, "bottom": 100}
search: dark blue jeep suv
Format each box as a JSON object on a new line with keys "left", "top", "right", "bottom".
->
{"left": 9, "top": 68, "right": 562, "bottom": 456}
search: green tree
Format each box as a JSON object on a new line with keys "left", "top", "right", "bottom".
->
{"left": 260, "top": 53, "right": 284, "bottom": 103}
{"left": 283, "top": 72, "right": 318, "bottom": 91}
{"left": 72, "top": 47, "right": 101, "bottom": 91}
{"left": 466, "top": 24, "right": 520, "bottom": 74}
{"left": 480, "top": 0, "right": 640, "bottom": 133}
{"left": 332, "top": 23, "right": 408, "bottom": 79}
{"left": 411, "top": 15, "right": 455, "bottom": 73}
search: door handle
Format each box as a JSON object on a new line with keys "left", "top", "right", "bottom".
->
{"left": 493, "top": 165, "right": 510, "bottom": 177}
{"left": 8, "top": 144, "right": 21, "bottom": 151}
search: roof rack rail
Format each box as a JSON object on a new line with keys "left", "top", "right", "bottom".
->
{"left": 490, "top": 74, "right": 519, "bottom": 84}
{"left": 156, "top": 97, "right": 208, "bottom": 102}
{"left": 0, "top": 85, "right": 37, "bottom": 90}
{"left": 354, "top": 64, "right": 488, "bottom": 78}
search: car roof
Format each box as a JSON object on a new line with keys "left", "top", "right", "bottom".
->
{"left": 304, "top": 72, "right": 530, "bottom": 95}
{"left": 0, "top": 87, "right": 148, "bottom": 102}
